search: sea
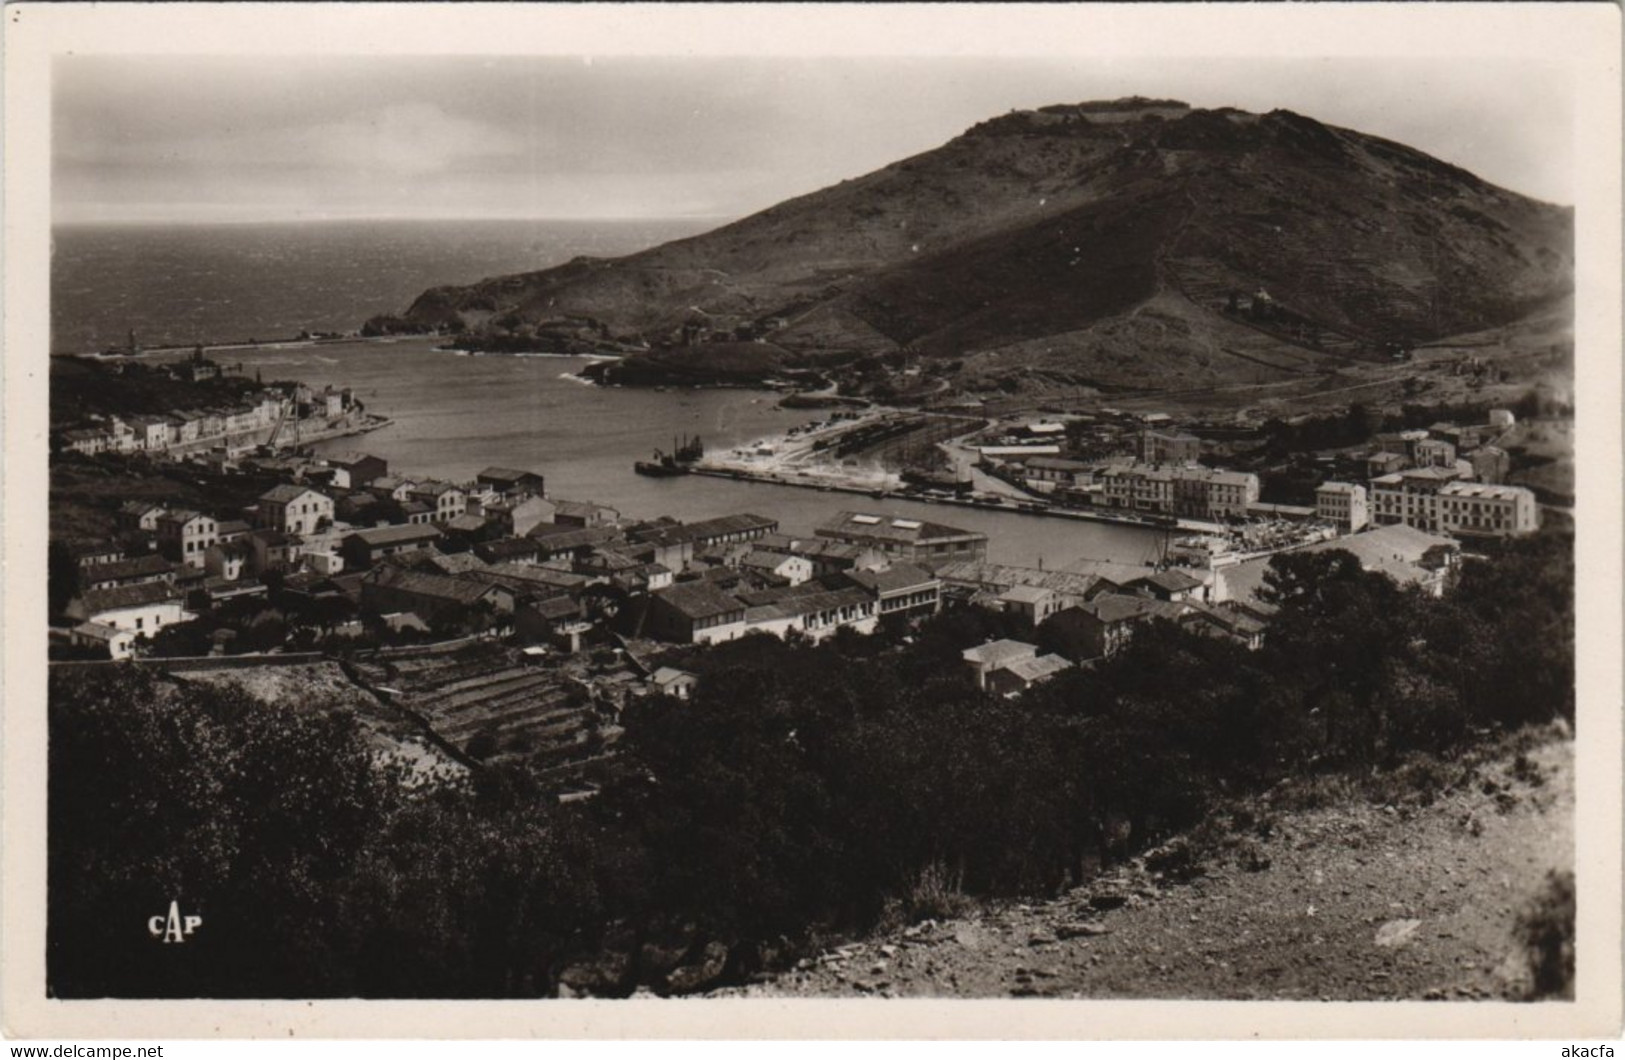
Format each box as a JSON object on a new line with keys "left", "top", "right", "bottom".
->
{"left": 51, "top": 220, "right": 1163, "bottom": 568}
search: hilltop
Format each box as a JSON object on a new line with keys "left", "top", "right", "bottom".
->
{"left": 392, "top": 99, "right": 1572, "bottom": 398}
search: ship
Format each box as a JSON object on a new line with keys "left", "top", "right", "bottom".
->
{"left": 633, "top": 434, "right": 705, "bottom": 477}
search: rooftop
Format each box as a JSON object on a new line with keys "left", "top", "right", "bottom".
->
{"left": 655, "top": 580, "right": 747, "bottom": 621}
{"left": 846, "top": 563, "right": 939, "bottom": 595}
{"left": 346, "top": 523, "right": 443, "bottom": 547}
{"left": 962, "top": 639, "right": 1039, "bottom": 669}
{"left": 819, "top": 511, "right": 983, "bottom": 545}
{"left": 73, "top": 581, "right": 181, "bottom": 614}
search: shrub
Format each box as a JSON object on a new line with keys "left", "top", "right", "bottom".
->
{"left": 1515, "top": 869, "right": 1575, "bottom": 999}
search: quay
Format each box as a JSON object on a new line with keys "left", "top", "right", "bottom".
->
{"left": 682, "top": 464, "right": 1225, "bottom": 534}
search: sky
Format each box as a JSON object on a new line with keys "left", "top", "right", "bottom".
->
{"left": 53, "top": 53, "right": 1575, "bottom": 225}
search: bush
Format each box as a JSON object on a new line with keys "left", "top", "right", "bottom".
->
{"left": 1515, "top": 869, "right": 1575, "bottom": 999}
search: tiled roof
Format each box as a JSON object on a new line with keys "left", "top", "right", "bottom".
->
{"left": 962, "top": 639, "right": 1038, "bottom": 668}
{"left": 1006, "top": 654, "right": 1073, "bottom": 683}
{"left": 260, "top": 484, "right": 324, "bottom": 504}
{"left": 846, "top": 563, "right": 938, "bottom": 595}
{"left": 655, "top": 581, "right": 746, "bottom": 621}
{"left": 346, "top": 524, "right": 443, "bottom": 547}
{"left": 74, "top": 581, "right": 181, "bottom": 614}
{"left": 818, "top": 511, "right": 982, "bottom": 544}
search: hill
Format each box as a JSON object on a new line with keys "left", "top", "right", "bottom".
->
{"left": 718, "top": 730, "right": 1574, "bottom": 1001}
{"left": 396, "top": 99, "right": 1573, "bottom": 396}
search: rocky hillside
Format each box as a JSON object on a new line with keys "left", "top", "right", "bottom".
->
{"left": 399, "top": 98, "right": 1572, "bottom": 393}
{"left": 718, "top": 731, "right": 1574, "bottom": 1001}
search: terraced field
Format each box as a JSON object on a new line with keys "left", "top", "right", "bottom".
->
{"left": 352, "top": 645, "right": 607, "bottom": 767}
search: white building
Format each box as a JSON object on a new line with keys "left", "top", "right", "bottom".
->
{"left": 1315, "top": 482, "right": 1369, "bottom": 533}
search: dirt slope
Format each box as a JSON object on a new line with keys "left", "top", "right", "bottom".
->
{"left": 722, "top": 733, "right": 1573, "bottom": 1001}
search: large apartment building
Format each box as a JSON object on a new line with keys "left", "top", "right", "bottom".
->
{"left": 1315, "top": 481, "right": 1369, "bottom": 533}
{"left": 1100, "top": 465, "right": 1259, "bottom": 521}
{"left": 1371, "top": 467, "right": 1538, "bottom": 537}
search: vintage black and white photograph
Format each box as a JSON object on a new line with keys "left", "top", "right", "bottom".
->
{"left": 5, "top": 1, "right": 1621, "bottom": 1042}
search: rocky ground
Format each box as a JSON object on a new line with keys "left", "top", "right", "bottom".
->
{"left": 718, "top": 731, "right": 1573, "bottom": 1001}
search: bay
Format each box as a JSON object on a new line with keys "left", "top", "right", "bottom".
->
{"left": 146, "top": 337, "right": 1164, "bottom": 569}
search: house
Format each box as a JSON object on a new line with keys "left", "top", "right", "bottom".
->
{"left": 59, "top": 428, "right": 109, "bottom": 456}
{"left": 369, "top": 476, "right": 417, "bottom": 502}
{"left": 1412, "top": 437, "right": 1457, "bottom": 469}
{"left": 996, "top": 584, "right": 1065, "bottom": 627}
{"left": 128, "top": 415, "right": 172, "bottom": 451}
{"left": 845, "top": 563, "right": 942, "bottom": 619}
{"left": 204, "top": 540, "right": 251, "bottom": 582}
{"left": 739, "top": 550, "right": 814, "bottom": 587}
{"left": 647, "top": 667, "right": 699, "bottom": 700}
{"left": 483, "top": 494, "right": 556, "bottom": 538}
{"left": 406, "top": 482, "right": 468, "bottom": 524}
{"left": 324, "top": 452, "right": 389, "bottom": 489}
{"left": 216, "top": 519, "right": 252, "bottom": 543}
{"left": 754, "top": 535, "right": 887, "bottom": 576}
{"left": 361, "top": 565, "right": 516, "bottom": 624}
{"left": 401, "top": 501, "right": 437, "bottom": 526}
{"left": 736, "top": 584, "right": 878, "bottom": 642}
{"left": 80, "top": 554, "right": 177, "bottom": 592}
{"left": 1315, "top": 482, "right": 1370, "bottom": 533}
{"left": 475, "top": 537, "right": 544, "bottom": 566}
{"left": 1122, "top": 568, "right": 1206, "bottom": 603}
{"left": 935, "top": 560, "right": 1120, "bottom": 609}
{"left": 155, "top": 510, "right": 220, "bottom": 570}
{"left": 246, "top": 529, "right": 301, "bottom": 575}
{"left": 1139, "top": 429, "right": 1202, "bottom": 465}
{"left": 645, "top": 581, "right": 749, "bottom": 645}
{"left": 115, "top": 500, "right": 169, "bottom": 534}
{"left": 551, "top": 499, "right": 620, "bottom": 528}
{"left": 816, "top": 511, "right": 988, "bottom": 568}
{"left": 961, "top": 639, "right": 1072, "bottom": 694}
{"left": 1020, "top": 457, "right": 1097, "bottom": 493}
{"left": 1469, "top": 446, "right": 1511, "bottom": 485}
{"left": 514, "top": 594, "right": 593, "bottom": 653}
{"left": 68, "top": 540, "right": 126, "bottom": 568}
{"left": 340, "top": 524, "right": 444, "bottom": 568}
{"left": 476, "top": 467, "right": 547, "bottom": 496}
{"left": 1366, "top": 451, "right": 1407, "bottom": 478}
{"left": 257, "top": 485, "right": 334, "bottom": 536}
{"left": 1045, "top": 595, "right": 1199, "bottom": 661}
{"left": 64, "top": 581, "right": 190, "bottom": 655}
{"left": 672, "top": 513, "right": 779, "bottom": 547}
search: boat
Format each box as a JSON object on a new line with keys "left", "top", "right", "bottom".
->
{"left": 634, "top": 449, "right": 689, "bottom": 477}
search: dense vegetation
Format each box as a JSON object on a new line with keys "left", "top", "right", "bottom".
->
{"left": 49, "top": 530, "right": 1572, "bottom": 997}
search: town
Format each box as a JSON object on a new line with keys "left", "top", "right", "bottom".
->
{"left": 47, "top": 356, "right": 1549, "bottom": 789}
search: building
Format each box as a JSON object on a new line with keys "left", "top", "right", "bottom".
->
{"left": 361, "top": 565, "right": 515, "bottom": 623}
{"left": 1366, "top": 451, "right": 1407, "bottom": 478}
{"left": 64, "top": 582, "right": 190, "bottom": 654}
{"left": 115, "top": 500, "right": 169, "bottom": 534}
{"left": 257, "top": 485, "right": 334, "bottom": 536}
{"left": 1101, "top": 465, "right": 1259, "bottom": 520}
{"left": 340, "top": 524, "right": 444, "bottom": 568}
{"left": 324, "top": 452, "right": 389, "bottom": 489}
{"left": 1412, "top": 437, "right": 1457, "bottom": 469}
{"left": 1047, "top": 595, "right": 1198, "bottom": 660}
{"left": 551, "top": 499, "right": 621, "bottom": 529}
{"left": 204, "top": 541, "right": 251, "bottom": 582}
{"left": 484, "top": 495, "right": 556, "bottom": 539}
{"left": 738, "top": 550, "right": 814, "bottom": 587}
{"left": 155, "top": 510, "right": 220, "bottom": 570}
{"left": 1139, "top": 429, "right": 1202, "bottom": 465}
{"left": 996, "top": 584, "right": 1066, "bottom": 627}
{"left": 961, "top": 639, "right": 1072, "bottom": 695}
{"left": 80, "top": 554, "right": 177, "bottom": 592}
{"left": 1436, "top": 482, "right": 1540, "bottom": 538}
{"left": 1470, "top": 445, "right": 1511, "bottom": 485}
{"left": 476, "top": 467, "right": 547, "bottom": 496}
{"left": 737, "top": 585, "right": 878, "bottom": 642}
{"left": 1019, "top": 457, "right": 1097, "bottom": 493}
{"left": 845, "top": 563, "right": 943, "bottom": 620}
{"left": 645, "top": 581, "right": 749, "bottom": 645}
{"left": 647, "top": 667, "right": 699, "bottom": 700}
{"left": 816, "top": 511, "right": 988, "bottom": 568}
{"left": 406, "top": 482, "right": 468, "bottom": 524}
{"left": 1370, "top": 466, "right": 1468, "bottom": 533}
{"left": 1122, "top": 568, "right": 1206, "bottom": 603}
{"left": 1315, "top": 482, "right": 1369, "bottom": 533}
